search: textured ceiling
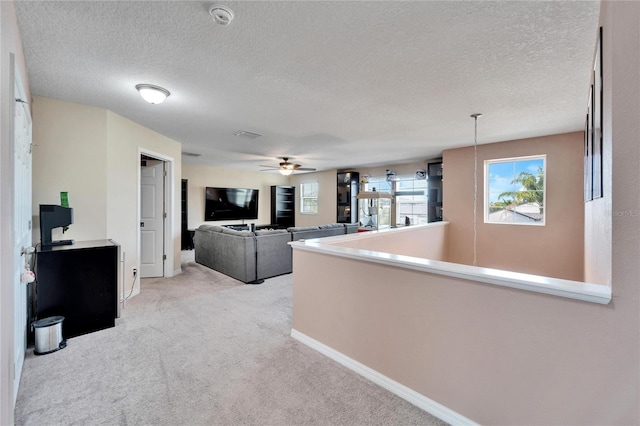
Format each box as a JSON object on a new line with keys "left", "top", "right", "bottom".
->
{"left": 15, "top": 0, "right": 600, "bottom": 173}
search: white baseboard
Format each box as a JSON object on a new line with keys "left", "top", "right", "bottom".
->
{"left": 290, "top": 329, "right": 478, "bottom": 426}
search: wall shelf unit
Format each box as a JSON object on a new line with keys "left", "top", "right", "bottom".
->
{"left": 337, "top": 172, "right": 359, "bottom": 224}
{"left": 271, "top": 185, "right": 295, "bottom": 228}
{"left": 427, "top": 160, "right": 443, "bottom": 222}
{"left": 181, "top": 179, "right": 192, "bottom": 249}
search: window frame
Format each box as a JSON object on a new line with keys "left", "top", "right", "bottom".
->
{"left": 300, "top": 181, "right": 319, "bottom": 215}
{"left": 394, "top": 177, "right": 428, "bottom": 226}
{"left": 484, "top": 155, "right": 547, "bottom": 226}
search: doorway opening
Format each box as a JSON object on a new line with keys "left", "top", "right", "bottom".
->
{"left": 137, "top": 150, "right": 176, "bottom": 287}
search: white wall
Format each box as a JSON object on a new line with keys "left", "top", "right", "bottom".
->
{"left": 182, "top": 163, "right": 287, "bottom": 229}
{"left": 584, "top": 7, "right": 614, "bottom": 286}
{"left": 0, "top": 1, "right": 30, "bottom": 423}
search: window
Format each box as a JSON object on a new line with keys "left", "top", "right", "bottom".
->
{"left": 395, "top": 177, "right": 427, "bottom": 226}
{"left": 363, "top": 176, "right": 392, "bottom": 193}
{"left": 300, "top": 181, "right": 318, "bottom": 214}
{"left": 485, "top": 155, "right": 546, "bottom": 225}
{"left": 364, "top": 174, "right": 427, "bottom": 226}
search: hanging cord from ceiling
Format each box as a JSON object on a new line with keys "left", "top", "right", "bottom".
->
{"left": 471, "top": 113, "right": 482, "bottom": 267}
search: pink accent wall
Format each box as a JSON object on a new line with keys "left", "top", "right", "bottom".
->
{"left": 443, "top": 132, "right": 585, "bottom": 281}
{"left": 331, "top": 224, "right": 448, "bottom": 261}
{"left": 292, "top": 247, "right": 637, "bottom": 424}
{"left": 292, "top": 2, "right": 639, "bottom": 423}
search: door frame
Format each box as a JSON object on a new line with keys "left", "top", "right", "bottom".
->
{"left": 139, "top": 158, "right": 165, "bottom": 278}
{"left": 136, "top": 148, "right": 176, "bottom": 289}
{"left": 11, "top": 57, "right": 31, "bottom": 404}
{"left": 0, "top": 53, "right": 28, "bottom": 425}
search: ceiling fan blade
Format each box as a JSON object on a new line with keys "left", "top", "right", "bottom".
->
{"left": 259, "top": 157, "right": 314, "bottom": 172}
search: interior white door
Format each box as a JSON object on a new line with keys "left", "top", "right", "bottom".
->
{"left": 13, "top": 72, "right": 32, "bottom": 403}
{"left": 140, "top": 160, "right": 165, "bottom": 278}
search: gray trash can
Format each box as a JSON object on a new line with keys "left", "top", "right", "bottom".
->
{"left": 33, "top": 316, "right": 66, "bottom": 355}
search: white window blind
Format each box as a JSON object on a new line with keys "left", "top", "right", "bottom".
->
{"left": 300, "top": 181, "right": 319, "bottom": 214}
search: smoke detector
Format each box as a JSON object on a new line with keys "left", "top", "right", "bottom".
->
{"left": 210, "top": 4, "right": 234, "bottom": 25}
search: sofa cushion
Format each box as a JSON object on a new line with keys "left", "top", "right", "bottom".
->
{"left": 220, "top": 227, "right": 254, "bottom": 237}
{"left": 255, "top": 229, "right": 289, "bottom": 236}
{"left": 194, "top": 227, "right": 256, "bottom": 283}
{"left": 319, "top": 223, "right": 343, "bottom": 229}
{"left": 287, "top": 226, "right": 319, "bottom": 232}
{"left": 289, "top": 224, "right": 345, "bottom": 241}
{"left": 255, "top": 231, "right": 293, "bottom": 278}
{"left": 344, "top": 223, "right": 358, "bottom": 234}
{"left": 197, "top": 224, "right": 223, "bottom": 233}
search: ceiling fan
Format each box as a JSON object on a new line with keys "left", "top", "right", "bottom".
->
{"left": 259, "top": 157, "right": 316, "bottom": 176}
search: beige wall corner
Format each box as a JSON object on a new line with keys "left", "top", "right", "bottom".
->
{"left": 444, "top": 132, "right": 585, "bottom": 281}
{"left": 32, "top": 96, "right": 109, "bottom": 242}
{"left": 106, "top": 110, "right": 182, "bottom": 290}
{"left": 290, "top": 169, "right": 337, "bottom": 226}
{"left": 30, "top": 97, "right": 184, "bottom": 301}
{"left": 294, "top": 3, "right": 639, "bottom": 423}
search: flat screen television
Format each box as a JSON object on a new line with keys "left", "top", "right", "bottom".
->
{"left": 205, "top": 187, "right": 259, "bottom": 221}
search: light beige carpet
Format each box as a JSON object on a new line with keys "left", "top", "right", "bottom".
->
{"left": 15, "top": 251, "right": 448, "bottom": 426}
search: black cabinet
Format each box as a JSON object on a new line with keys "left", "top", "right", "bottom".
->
{"left": 35, "top": 240, "right": 119, "bottom": 339}
{"left": 337, "top": 172, "right": 359, "bottom": 224}
{"left": 181, "top": 179, "right": 192, "bottom": 249}
{"left": 427, "top": 161, "right": 443, "bottom": 222}
{"left": 271, "top": 186, "right": 295, "bottom": 228}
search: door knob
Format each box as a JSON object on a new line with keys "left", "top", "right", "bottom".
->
{"left": 20, "top": 246, "right": 35, "bottom": 256}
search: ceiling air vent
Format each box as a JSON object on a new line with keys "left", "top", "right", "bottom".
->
{"left": 182, "top": 152, "right": 202, "bottom": 157}
{"left": 233, "top": 130, "right": 262, "bottom": 139}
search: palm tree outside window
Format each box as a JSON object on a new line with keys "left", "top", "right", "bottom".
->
{"left": 485, "top": 155, "right": 546, "bottom": 225}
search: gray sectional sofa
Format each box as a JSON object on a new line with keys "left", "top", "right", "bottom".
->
{"left": 194, "top": 223, "right": 357, "bottom": 283}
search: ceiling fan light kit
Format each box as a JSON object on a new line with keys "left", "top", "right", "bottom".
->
{"left": 259, "top": 157, "right": 316, "bottom": 176}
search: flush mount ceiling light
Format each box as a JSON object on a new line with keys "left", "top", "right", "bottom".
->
{"left": 135, "top": 84, "right": 170, "bottom": 104}
{"left": 209, "top": 4, "right": 234, "bottom": 25}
